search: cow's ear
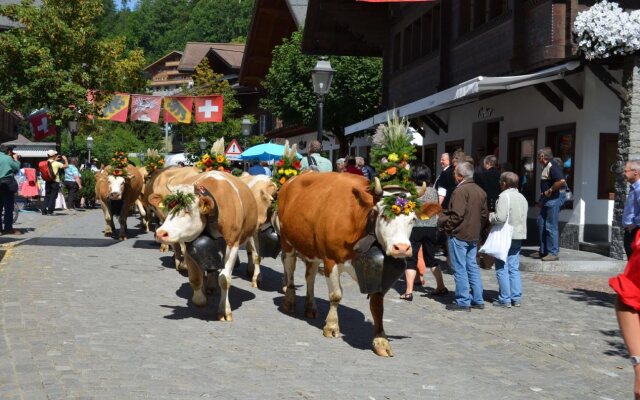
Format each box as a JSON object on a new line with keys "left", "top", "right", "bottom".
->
{"left": 148, "top": 193, "right": 163, "bottom": 207}
{"left": 260, "top": 188, "right": 273, "bottom": 204}
{"left": 198, "top": 196, "right": 215, "bottom": 215}
{"left": 352, "top": 187, "right": 373, "bottom": 207}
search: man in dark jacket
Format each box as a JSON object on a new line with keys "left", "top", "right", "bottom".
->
{"left": 474, "top": 155, "right": 502, "bottom": 269}
{"left": 439, "top": 161, "right": 488, "bottom": 311}
{"left": 434, "top": 153, "right": 456, "bottom": 208}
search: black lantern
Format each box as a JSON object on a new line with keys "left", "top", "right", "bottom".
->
{"left": 311, "top": 57, "right": 335, "bottom": 142}
{"left": 241, "top": 118, "right": 252, "bottom": 137}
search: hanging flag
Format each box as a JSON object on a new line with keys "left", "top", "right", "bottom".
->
{"left": 357, "top": 0, "right": 435, "bottom": 2}
{"left": 164, "top": 97, "right": 193, "bottom": 123}
{"left": 130, "top": 95, "right": 162, "bottom": 123}
{"left": 194, "top": 95, "right": 224, "bottom": 123}
{"left": 100, "top": 93, "right": 130, "bottom": 122}
{"left": 29, "top": 112, "right": 57, "bottom": 141}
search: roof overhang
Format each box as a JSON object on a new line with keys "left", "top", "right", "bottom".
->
{"left": 345, "top": 61, "right": 581, "bottom": 135}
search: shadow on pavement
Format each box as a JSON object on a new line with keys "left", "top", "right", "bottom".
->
{"left": 17, "top": 237, "right": 119, "bottom": 247}
{"left": 600, "top": 329, "right": 628, "bottom": 357}
{"left": 560, "top": 288, "right": 615, "bottom": 308}
{"left": 272, "top": 294, "right": 375, "bottom": 351}
{"left": 162, "top": 282, "right": 256, "bottom": 322}
{"left": 132, "top": 239, "right": 160, "bottom": 250}
{"left": 231, "top": 263, "right": 284, "bottom": 293}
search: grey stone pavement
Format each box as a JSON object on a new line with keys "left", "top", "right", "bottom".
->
{"left": 0, "top": 208, "right": 634, "bottom": 399}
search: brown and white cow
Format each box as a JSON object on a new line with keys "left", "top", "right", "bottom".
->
{"left": 95, "top": 165, "right": 144, "bottom": 240}
{"left": 154, "top": 171, "right": 258, "bottom": 321}
{"left": 276, "top": 172, "right": 423, "bottom": 357}
{"left": 239, "top": 174, "right": 279, "bottom": 288}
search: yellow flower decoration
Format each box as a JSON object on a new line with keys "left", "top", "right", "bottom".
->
{"left": 278, "top": 169, "right": 284, "bottom": 175}
{"left": 216, "top": 155, "right": 225, "bottom": 163}
{"left": 391, "top": 205, "right": 401, "bottom": 215}
{"left": 388, "top": 153, "right": 399, "bottom": 162}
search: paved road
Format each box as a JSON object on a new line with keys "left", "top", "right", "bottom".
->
{"left": 0, "top": 209, "right": 633, "bottom": 399}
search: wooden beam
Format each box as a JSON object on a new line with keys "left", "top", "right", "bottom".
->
{"left": 588, "top": 64, "right": 629, "bottom": 102}
{"left": 534, "top": 83, "right": 563, "bottom": 112}
{"left": 428, "top": 113, "right": 448, "bottom": 133}
{"left": 420, "top": 115, "right": 439, "bottom": 135}
{"left": 551, "top": 79, "right": 583, "bottom": 109}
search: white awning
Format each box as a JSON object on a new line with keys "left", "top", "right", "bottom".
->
{"left": 345, "top": 61, "right": 581, "bottom": 135}
{"left": 13, "top": 149, "right": 51, "bottom": 157}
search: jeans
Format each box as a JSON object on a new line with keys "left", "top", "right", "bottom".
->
{"left": 448, "top": 236, "right": 484, "bottom": 307}
{"left": 494, "top": 240, "right": 522, "bottom": 305}
{"left": 537, "top": 191, "right": 566, "bottom": 256}
{"left": 0, "top": 184, "right": 15, "bottom": 231}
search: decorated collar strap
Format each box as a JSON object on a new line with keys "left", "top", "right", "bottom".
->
{"left": 160, "top": 190, "right": 196, "bottom": 215}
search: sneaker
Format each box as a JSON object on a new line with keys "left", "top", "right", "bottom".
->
{"left": 541, "top": 254, "right": 559, "bottom": 261}
{"left": 492, "top": 301, "right": 512, "bottom": 308}
{"left": 471, "top": 303, "right": 485, "bottom": 310}
{"left": 512, "top": 302, "right": 521, "bottom": 307}
{"left": 530, "top": 251, "right": 545, "bottom": 259}
{"left": 446, "top": 304, "right": 471, "bottom": 312}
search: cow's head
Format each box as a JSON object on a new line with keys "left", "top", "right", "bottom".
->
{"left": 107, "top": 173, "right": 133, "bottom": 200}
{"left": 371, "top": 178, "right": 427, "bottom": 258}
{"left": 155, "top": 184, "right": 216, "bottom": 245}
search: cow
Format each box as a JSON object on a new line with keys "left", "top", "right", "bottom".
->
{"left": 154, "top": 171, "right": 258, "bottom": 321}
{"left": 95, "top": 164, "right": 144, "bottom": 240}
{"left": 276, "top": 171, "right": 426, "bottom": 357}
{"left": 239, "top": 174, "right": 279, "bottom": 288}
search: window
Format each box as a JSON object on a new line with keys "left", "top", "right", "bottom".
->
{"left": 424, "top": 144, "right": 438, "bottom": 184}
{"left": 598, "top": 133, "right": 619, "bottom": 200}
{"left": 412, "top": 19, "right": 421, "bottom": 59}
{"left": 489, "top": 0, "right": 506, "bottom": 19}
{"left": 546, "top": 123, "right": 576, "bottom": 209}
{"left": 402, "top": 26, "right": 412, "bottom": 66}
{"left": 421, "top": 13, "right": 432, "bottom": 56}
{"left": 445, "top": 140, "right": 465, "bottom": 160}
{"left": 392, "top": 33, "right": 401, "bottom": 72}
{"left": 459, "top": 0, "right": 472, "bottom": 36}
{"left": 508, "top": 129, "right": 537, "bottom": 206}
{"left": 432, "top": 6, "right": 441, "bottom": 51}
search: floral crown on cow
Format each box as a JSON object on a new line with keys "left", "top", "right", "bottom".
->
{"left": 272, "top": 141, "right": 300, "bottom": 188}
{"left": 160, "top": 191, "right": 196, "bottom": 215}
{"left": 196, "top": 138, "right": 231, "bottom": 173}
{"left": 143, "top": 148, "right": 164, "bottom": 174}
{"left": 109, "top": 151, "right": 129, "bottom": 176}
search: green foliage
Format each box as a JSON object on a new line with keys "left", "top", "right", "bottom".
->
{"left": 261, "top": 30, "right": 383, "bottom": 155}
{"left": 0, "top": 0, "right": 147, "bottom": 124}
{"left": 79, "top": 169, "right": 96, "bottom": 202}
{"left": 161, "top": 191, "right": 196, "bottom": 216}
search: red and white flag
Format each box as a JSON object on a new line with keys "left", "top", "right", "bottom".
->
{"left": 29, "top": 112, "right": 56, "bottom": 141}
{"left": 194, "top": 95, "right": 224, "bottom": 123}
{"left": 130, "top": 95, "right": 162, "bottom": 123}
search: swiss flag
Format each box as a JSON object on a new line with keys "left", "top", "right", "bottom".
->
{"left": 29, "top": 112, "right": 57, "bottom": 141}
{"left": 194, "top": 96, "right": 224, "bottom": 123}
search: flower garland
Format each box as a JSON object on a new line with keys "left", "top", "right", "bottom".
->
{"left": 272, "top": 141, "right": 300, "bottom": 187}
{"left": 159, "top": 191, "right": 196, "bottom": 215}
{"left": 196, "top": 153, "right": 231, "bottom": 172}
{"left": 109, "top": 151, "right": 129, "bottom": 176}
{"left": 382, "top": 194, "right": 416, "bottom": 219}
{"left": 573, "top": 1, "right": 640, "bottom": 60}
{"left": 143, "top": 149, "right": 164, "bottom": 174}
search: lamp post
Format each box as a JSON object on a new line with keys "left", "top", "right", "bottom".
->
{"left": 311, "top": 57, "right": 335, "bottom": 143}
{"left": 241, "top": 118, "right": 252, "bottom": 137}
{"left": 68, "top": 120, "right": 78, "bottom": 154}
{"left": 86, "top": 135, "right": 93, "bottom": 168}
{"left": 199, "top": 137, "right": 207, "bottom": 155}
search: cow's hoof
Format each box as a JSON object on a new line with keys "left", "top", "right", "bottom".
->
{"left": 160, "top": 244, "right": 169, "bottom": 252}
{"left": 283, "top": 290, "right": 295, "bottom": 314}
{"left": 372, "top": 335, "right": 394, "bottom": 357}
{"left": 103, "top": 232, "right": 111, "bottom": 237}
{"left": 304, "top": 305, "right": 318, "bottom": 319}
{"left": 192, "top": 291, "right": 207, "bottom": 307}
{"left": 218, "top": 313, "right": 233, "bottom": 321}
{"left": 251, "top": 276, "right": 261, "bottom": 289}
{"left": 322, "top": 325, "right": 340, "bottom": 338}
{"left": 119, "top": 236, "right": 127, "bottom": 241}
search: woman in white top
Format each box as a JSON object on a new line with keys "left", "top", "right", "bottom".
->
{"left": 488, "top": 171, "right": 528, "bottom": 308}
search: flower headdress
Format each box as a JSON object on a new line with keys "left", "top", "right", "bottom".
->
{"left": 144, "top": 148, "right": 164, "bottom": 174}
{"left": 196, "top": 138, "right": 231, "bottom": 172}
{"left": 159, "top": 190, "right": 196, "bottom": 216}
{"left": 109, "top": 151, "right": 128, "bottom": 176}
{"left": 272, "top": 141, "right": 301, "bottom": 187}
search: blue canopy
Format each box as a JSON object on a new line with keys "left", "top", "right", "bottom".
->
{"left": 239, "top": 143, "right": 302, "bottom": 161}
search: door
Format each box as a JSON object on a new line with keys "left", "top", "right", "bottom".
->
{"left": 508, "top": 129, "right": 537, "bottom": 206}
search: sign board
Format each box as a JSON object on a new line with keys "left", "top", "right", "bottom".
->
{"left": 225, "top": 139, "right": 243, "bottom": 161}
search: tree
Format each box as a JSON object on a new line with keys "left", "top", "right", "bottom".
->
{"left": 261, "top": 30, "right": 383, "bottom": 155}
{"left": 0, "top": 0, "right": 147, "bottom": 150}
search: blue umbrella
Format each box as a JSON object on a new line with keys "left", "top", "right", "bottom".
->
{"left": 239, "top": 143, "right": 302, "bottom": 161}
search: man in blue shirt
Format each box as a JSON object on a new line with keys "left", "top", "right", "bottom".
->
{"left": 622, "top": 160, "right": 640, "bottom": 258}
{"left": 534, "top": 147, "right": 566, "bottom": 261}
{"left": 248, "top": 161, "right": 267, "bottom": 176}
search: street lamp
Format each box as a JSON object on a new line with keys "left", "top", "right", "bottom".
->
{"left": 311, "top": 57, "right": 335, "bottom": 142}
{"left": 68, "top": 120, "right": 78, "bottom": 154}
{"left": 86, "top": 135, "right": 94, "bottom": 167}
{"left": 199, "top": 137, "right": 207, "bottom": 155}
{"left": 241, "top": 118, "right": 252, "bottom": 137}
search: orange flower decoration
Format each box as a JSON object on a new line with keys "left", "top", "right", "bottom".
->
{"left": 386, "top": 166, "right": 397, "bottom": 176}
{"left": 279, "top": 177, "right": 286, "bottom": 185}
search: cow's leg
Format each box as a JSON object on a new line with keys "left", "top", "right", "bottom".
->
{"left": 172, "top": 243, "right": 187, "bottom": 272}
{"left": 185, "top": 253, "right": 206, "bottom": 307}
{"left": 370, "top": 292, "right": 393, "bottom": 357}
{"left": 323, "top": 260, "right": 341, "bottom": 338}
{"left": 282, "top": 250, "right": 297, "bottom": 314}
{"left": 245, "top": 234, "right": 261, "bottom": 288}
{"left": 218, "top": 245, "right": 239, "bottom": 321}
{"left": 118, "top": 211, "right": 128, "bottom": 240}
{"left": 101, "top": 201, "right": 113, "bottom": 237}
{"left": 136, "top": 199, "right": 149, "bottom": 232}
{"left": 304, "top": 261, "right": 319, "bottom": 318}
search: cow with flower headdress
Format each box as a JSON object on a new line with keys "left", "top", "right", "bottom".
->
{"left": 95, "top": 151, "right": 143, "bottom": 240}
{"left": 275, "top": 114, "right": 437, "bottom": 357}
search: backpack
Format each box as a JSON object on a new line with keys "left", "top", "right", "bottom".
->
{"left": 38, "top": 160, "right": 55, "bottom": 182}
{"left": 306, "top": 154, "right": 319, "bottom": 171}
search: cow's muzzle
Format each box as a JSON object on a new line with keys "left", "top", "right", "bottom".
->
{"left": 109, "top": 192, "right": 122, "bottom": 200}
{"left": 155, "top": 229, "right": 169, "bottom": 244}
{"left": 388, "top": 243, "right": 411, "bottom": 258}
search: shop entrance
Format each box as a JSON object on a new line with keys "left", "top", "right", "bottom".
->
{"left": 471, "top": 119, "right": 501, "bottom": 164}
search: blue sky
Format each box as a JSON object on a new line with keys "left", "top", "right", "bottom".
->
{"left": 116, "top": 0, "right": 139, "bottom": 10}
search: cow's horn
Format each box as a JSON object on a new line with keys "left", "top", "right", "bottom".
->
{"left": 374, "top": 177, "right": 383, "bottom": 195}
{"left": 416, "top": 181, "right": 426, "bottom": 197}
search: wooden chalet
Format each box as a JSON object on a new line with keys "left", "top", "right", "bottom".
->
{"left": 301, "top": 0, "right": 639, "bottom": 256}
{"left": 144, "top": 51, "right": 192, "bottom": 96}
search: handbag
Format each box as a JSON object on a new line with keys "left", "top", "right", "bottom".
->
{"left": 479, "top": 194, "right": 513, "bottom": 262}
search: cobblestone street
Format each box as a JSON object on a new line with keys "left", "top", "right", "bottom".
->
{"left": 0, "top": 210, "right": 633, "bottom": 399}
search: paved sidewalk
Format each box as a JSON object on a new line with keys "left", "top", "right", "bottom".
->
{"left": 0, "top": 209, "right": 634, "bottom": 399}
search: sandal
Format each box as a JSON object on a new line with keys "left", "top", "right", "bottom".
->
{"left": 399, "top": 293, "right": 413, "bottom": 301}
{"left": 432, "top": 288, "right": 449, "bottom": 296}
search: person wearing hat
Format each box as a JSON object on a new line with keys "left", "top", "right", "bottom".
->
{"left": 42, "top": 150, "right": 67, "bottom": 215}
{"left": 0, "top": 144, "right": 21, "bottom": 234}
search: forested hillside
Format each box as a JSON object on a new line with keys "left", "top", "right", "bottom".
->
{"left": 97, "top": 0, "right": 255, "bottom": 63}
